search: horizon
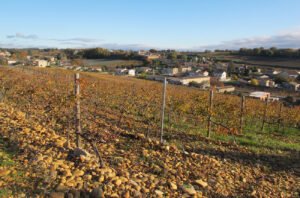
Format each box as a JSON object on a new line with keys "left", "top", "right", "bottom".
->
{"left": 1, "top": 0, "right": 300, "bottom": 50}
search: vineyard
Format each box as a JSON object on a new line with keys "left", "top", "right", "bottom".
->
{"left": 0, "top": 66, "right": 299, "bottom": 197}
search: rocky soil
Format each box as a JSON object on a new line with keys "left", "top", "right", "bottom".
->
{"left": 0, "top": 103, "right": 299, "bottom": 197}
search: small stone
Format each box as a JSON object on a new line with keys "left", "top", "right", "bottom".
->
{"left": 182, "top": 184, "right": 196, "bottom": 195}
{"left": 114, "top": 179, "right": 122, "bottom": 186}
{"left": 49, "top": 192, "right": 65, "bottom": 198}
{"left": 155, "top": 190, "right": 164, "bottom": 196}
{"left": 73, "top": 169, "right": 84, "bottom": 177}
{"left": 123, "top": 191, "right": 130, "bottom": 198}
{"left": 194, "top": 179, "right": 208, "bottom": 188}
{"left": 0, "top": 169, "right": 11, "bottom": 177}
{"left": 169, "top": 182, "right": 177, "bottom": 190}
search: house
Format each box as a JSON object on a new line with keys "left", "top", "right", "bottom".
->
{"left": 115, "top": 68, "right": 135, "bottom": 76}
{"left": 195, "top": 70, "right": 209, "bottom": 76}
{"left": 168, "top": 76, "right": 210, "bottom": 86}
{"left": 162, "top": 67, "right": 179, "bottom": 76}
{"left": 35, "top": 60, "right": 49, "bottom": 67}
{"left": 259, "top": 79, "right": 276, "bottom": 87}
{"left": 216, "top": 86, "right": 235, "bottom": 93}
{"left": 259, "top": 75, "right": 270, "bottom": 79}
{"left": 213, "top": 70, "right": 227, "bottom": 81}
{"left": 0, "top": 51, "right": 11, "bottom": 57}
{"left": 128, "top": 69, "right": 136, "bottom": 76}
{"left": 115, "top": 68, "right": 128, "bottom": 75}
{"left": 179, "top": 66, "right": 192, "bottom": 73}
{"left": 8, "top": 60, "right": 17, "bottom": 65}
{"left": 138, "top": 50, "right": 160, "bottom": 60}
{"left": 249, "top": 91, "right": 270, "bottom": 101}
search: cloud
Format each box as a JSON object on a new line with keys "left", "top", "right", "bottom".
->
{"left": 6, "top": 33, "right": 38, "bottom": 40}
{"left": 194, "top": 31, "right": 300, "bottom": 51}
{"left": 50, "top": 37, "right": 100, "bottom": 43}
{"left": 94, "top": 43, "right": 155, "bottom": 50}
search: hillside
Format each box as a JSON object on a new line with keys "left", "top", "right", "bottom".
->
{"left": 0, "top": 67, "right": 299, "bottom": 197}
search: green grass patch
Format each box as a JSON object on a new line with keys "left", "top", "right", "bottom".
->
{"left": 164, "top": 118, "right": 300, "bottom": 153}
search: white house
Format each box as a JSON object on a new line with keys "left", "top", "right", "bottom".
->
{"left": 8, "top": 60, "right": 17, "bottom": 65}
{"left": 168, "top": 76, "right": 210, "bottom": 86}
{"left": 249, "top": 91, "right": 270, "bottom": 101}
{"left": 36, "top": 60, "right": 49, "bottom": 67}
{"left": 115, "top": 68, "right": 128, "bottom": 75}
{"left": 179, "top": 66, "right": 192, "bottom": 73}
{"left": 195, "top": 70, "right": 209, "bottom": 76}
{"left": 213, "top": 70, "right": 227, "bottom": 81}
{"left": 128, "top": 69, "right": 136, "bottom": 76}
{"left": 259, "top": 79, "right": 276, "bottom": 87}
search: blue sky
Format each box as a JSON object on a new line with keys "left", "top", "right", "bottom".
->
{"left": 1, "top": 0, "right": 300, "bottom": 50}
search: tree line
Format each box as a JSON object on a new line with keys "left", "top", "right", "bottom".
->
{"left": 236, "top": 47, "right": 300, "bottom": 58}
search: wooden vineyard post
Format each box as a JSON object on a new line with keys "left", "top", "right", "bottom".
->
{"left": 160, "top": 77, "right": 167, "bottom": 144}
{"left": 277, "top": 103, "right": 283, "bottom": 131}
{"left": 74, "top": 73, "right": 82, "bottom": 148}
{"left": 261, "top": 95, "right": 269, "bottom": 132}
{"left": 207, "top": 90, "right": 214, "bottom": 138}
{"left": 239, "top": 95, "right": 245, "bottom": 134}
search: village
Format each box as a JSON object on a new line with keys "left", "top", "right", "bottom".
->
{"left": 0, "top": 49, "right": 300, "bottom": 104}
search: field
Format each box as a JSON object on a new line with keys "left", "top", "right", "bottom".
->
{"left": 82, "top": 59, "right": 143, "bottom": 70}
{"left": 200, "top": 52, "right": 300, "bottom": 69}
{"left": 0, "top": 66, "right": 299, "bottom": 197}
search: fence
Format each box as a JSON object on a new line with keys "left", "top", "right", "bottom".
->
{"left": 0, "top": 66, "right": 299, "bottom": 150}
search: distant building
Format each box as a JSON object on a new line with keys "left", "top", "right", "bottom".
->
{"left": 128, "top": 69, "right": 136, "bottom": 76}
{"left": 115, "top": 68, "right": 128, "bottom": 75}
{"left": 179, "top": 66, "right": 192, "bottom": 73}
{"left": 8, "top": 60, "right": 17, "bottom": 65}
{"left": 249, "top": 91, "right": 270, "bottom": 101}
{"left": 115, "top": 68, "right": 135, "bottom": 76}
{"left": 138, "top": 50, "right": 160, "bottom": 60}
{"left": 36, "top": 60, "right": 49, "bottom": 67}
{"left": 168, "top": 76, "right": 210, "bottom": 86}
{"left": 0, "top": 51, "right": 11, "bottom": 57}
{"left": 259, "top": 79, "right": 276, "bottom": 87}
{"left": 213, "top": 70, "right": 227, "bottom": 81}
{"left": 196, "top": 70, "right": 209, "bottom": 76}
{"left": 162, "top": 67, "right": 179, "bottom": 76}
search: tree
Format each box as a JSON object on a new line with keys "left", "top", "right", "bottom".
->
{"left": 149, "top": 49, "right": 157, "bottom": 53}
{"left": 71, "top": 59, "right": 84, "bottom": 66}
{"left": 227, "top": 61, "right": 236, "bottom": 76}
{"left": 0, "top": 58, "right": 8, "bottom": 66}
{"left": 167, "top": 52, "right": 177, "bottom": 60}
{"left": 178, "top": 54, "right": 188, "bottom": 61}
{"left": 250, "top": 79, "right": 259, "bottom": 86}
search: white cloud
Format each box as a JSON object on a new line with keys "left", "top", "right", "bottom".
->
{"left": 193, "top": 30, "right": 300, "bottom": 51}
{"left": 6, "top": 33, "right": 38, "bottom": 40}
